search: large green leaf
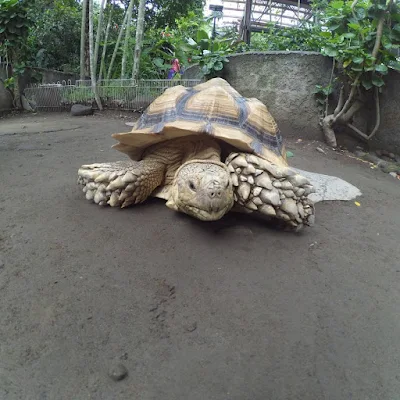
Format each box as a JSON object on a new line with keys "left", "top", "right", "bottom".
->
{"left": 213, "top": 61, "right": 223, "bottom": 71}
{"left": 342, "top": 32, "right": 356, "bottom": 39}
{"left": 393, "top": 23, "right": 400, "bottom": 32}
{"left": 347, "top": 22, "right": 361, "bottom": 30}
{"left": 330, "top": 1, "right": 344, "bottom": 9}
{"left": 355, "top": 7, "right": 366, "bottom": 19}
{"left": 323, "top": 47, "right": 338, "bottom": 57}
{"left": 375, "top": 64, "right": 388, "bottom": 74}
{"left": 388, "top": 60, "right": 400, "bottom": 71}
{"left": 187, "top": 37, "right": 197, "bottom": 46}
{"left": 199, "top": 38, "right": 210, "bottom": 51}
{"left": 196, "top": 29, "right": 209, "bottom": 42}
{"left": 372, "top": 75, "right": 385, "bottom": 87}
{"left": 152, "top": 57, "right": 165, "bottom": 68}
{"left": 362, "top": 79, "right": 373, "bottom": 90}
{"left": 352, "top": 56, "right": 364, "bottom": 64}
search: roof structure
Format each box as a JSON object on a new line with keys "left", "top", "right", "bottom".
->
{"left": 206, "top": 0, "right": 315, "bottom": 41}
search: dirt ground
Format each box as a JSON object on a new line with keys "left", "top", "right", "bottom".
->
{"left": 0, "top": 111, "right": 399, "bottom": 400}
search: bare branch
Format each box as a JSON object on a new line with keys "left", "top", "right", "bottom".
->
{"left": 106, "top": 11, "right": 128, "bottom": 80}
{"left": 131, "top": 0, "right": 146, "bottom": 81}
{"left": 88, "top": 0, "right": 103, "bottom": 110}
{"left": 321, "top": 115, "right": 337, "bottom": 147}
{"left": 333, "top": 86, "right": 345, "bottom": 116}
{"left": 339, "top": 99, "right": 364, "bottom": 123}
{"left": 325, "top": 58, "right": 335, "bottom": 117}
{"left": 346, "top": 87, "right": 380, "bottom": 140}
{"left": 94, "top": 0, "right": 107, "bottom": 78}
{"left": 121, "top": 0, "right": 135, "bottom": 79}
{"left": 98, "top": 2, "right": 112, "bottom": 81}
{"left": 80, "top": 0, "right": 88, "bottom": 80}
{"left": 332, "top": 74, "right": 360, "bottom": 123}
{"left": 372, "top": 0, "right": 393, "bottom": 60}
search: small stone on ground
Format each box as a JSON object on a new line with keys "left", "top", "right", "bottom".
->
{"left": 108, "top": 363, "right": 128, "bottom": 381}
{"left": 185, "top": 322, "right": 198, "bottom": 332}
{"left": 71, "top": 104, "right": 93, "bottom": 117}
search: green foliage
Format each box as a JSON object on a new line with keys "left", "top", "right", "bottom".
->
{"left": 313, "top": 82, "right": 335, "bottom": 105}
{"left": 186, "top": 29, "right": 232, "bottom": 77}
{"left": 27, "top": 0, "right": 82, "bottom": 71}
{"left": 119, "top": 0, "right": 205, "bottom": 29}
{"left": 249, "top": 23, "right": 325, "bottom": 52}
{"left": 0, "top": 0, "right": 32, "bottom": 62}
{"left": 314, "top": 0, "right": 400, "bottom": 91}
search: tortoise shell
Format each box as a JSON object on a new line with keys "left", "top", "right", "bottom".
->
{"left": 112, "top": 78, "right": 287, "bottom": 167}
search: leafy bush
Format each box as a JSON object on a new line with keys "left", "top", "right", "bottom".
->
{"left": 249, "top": 23, "right": 325, "bottom": 52}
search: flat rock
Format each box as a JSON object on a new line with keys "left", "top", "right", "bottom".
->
{"left": 21, "top": 95, "right": 34, "bottom": 112}
{"left": 71, "top": 104, "right": 93, "bottom": 117}
{"left": 293, "top": 168, "right": 362, "bottom": 203}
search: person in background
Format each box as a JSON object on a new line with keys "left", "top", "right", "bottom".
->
{"left": 167, "top": 58, "right": 181, "bottom": 79}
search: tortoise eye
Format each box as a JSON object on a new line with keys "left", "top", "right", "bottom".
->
{"left": 189, "top": 181, "right": 196, "bottom": 191}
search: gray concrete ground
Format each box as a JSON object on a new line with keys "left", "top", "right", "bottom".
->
{"left": 0, "top": 111, "right": 399, "bottom": 400}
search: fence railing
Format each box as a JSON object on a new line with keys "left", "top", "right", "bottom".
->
{"left": 24, "top": 79, "right": 204, "bottom": 112}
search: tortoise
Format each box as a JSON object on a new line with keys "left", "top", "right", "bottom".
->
{"left": 77, "top": 78, "right": 315, "bottom": 229}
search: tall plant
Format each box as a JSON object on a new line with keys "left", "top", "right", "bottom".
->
{"left": 121, "top": 0, "right": 134, "bottom": 78}
{"left": 80, "top": 0, "right": 88, "bottom": 80}
{"left": 313, "top": 0, "right": 400, "bottom": 147}
{"left": 0, "top": 0, "right": 32, "bottom": 108}
{"left": 131, "top": 0, "right": 146, "bottom": 80}
{"left": 88, "top": 0, "right": 102, "bottom": 109}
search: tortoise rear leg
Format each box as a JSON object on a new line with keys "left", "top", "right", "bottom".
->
{"left": 225, "top": 153, "right": 316, "bottom": 229}
{"left": 77, "top": 160, "right": 165, "bottom": 208}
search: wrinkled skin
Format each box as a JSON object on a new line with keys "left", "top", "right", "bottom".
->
{"left": 166, "top": 160, "right": 234, "bottom": 221}
{"left": 77, "top": 137, "right": 316, "bottom": 229}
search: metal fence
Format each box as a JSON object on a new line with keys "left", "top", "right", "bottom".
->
{"left": 24, "top": 79, "right": 204, "bottom": 112}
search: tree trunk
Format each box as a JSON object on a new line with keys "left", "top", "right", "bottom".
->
{"left": 121, "top": 0, "right": 135, "bottom": 79}
{"left": 93, "top": 0, "right": 107, "bottom": 79}
{"left": 88, "top": 0, "right": 103, "bottom": 110}
{"left": 80, "top": 0, "right": 88, "bottom": 80}
{"left": 98, "top": 2, "right": 113, "bottom": 81}
{"left": 131, "top": 0, "right": 146, "bottom": 81}
{"left": 11, "top": 52, "right": 22, "bottom": 109}
{"left": 106, "top": 10, "right": 128, "bottom": 80}
{"left": 320, "top": 3, "right": 389, "bottom": 147}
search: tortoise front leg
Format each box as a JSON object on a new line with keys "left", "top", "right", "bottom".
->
{"left": 225, "top": 153, "right": 315, "bottom": 229}
{"left": 77, "top": 160, "right": 165, "bottom": 208}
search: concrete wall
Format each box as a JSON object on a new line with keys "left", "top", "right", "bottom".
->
{"left": 184, "top": 51, "right": 400, "bottom": 153}
{"left": 184, "top": 51, "right": 334, "bottom": 142}
{"left": 373, "top": 70, "right": 400, "bottom": 152}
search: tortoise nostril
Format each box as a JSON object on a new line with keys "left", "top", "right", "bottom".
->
{"left": 209, "top": 190, "right": 222, "bottom": 198}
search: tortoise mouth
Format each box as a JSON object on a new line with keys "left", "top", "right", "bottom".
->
{"left": 180, "top": 202, "right": 233, "bottom": 221}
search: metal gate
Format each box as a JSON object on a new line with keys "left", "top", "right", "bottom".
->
{"left": 24, "top": 79, "right": 204, "bottom": 112}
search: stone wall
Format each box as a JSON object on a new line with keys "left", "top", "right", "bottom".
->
{"left": 184, "top": 51, "right": 400, "bottom": 153}
{"left": 373, "top": 70, "right": 400, "bottom": 152}
{"left": 184, "top": 52, "right": 333, "bottom": 142}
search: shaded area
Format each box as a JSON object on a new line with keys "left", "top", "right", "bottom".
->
{"left": 0, "top": 112, "right": 399, "bottom": 399}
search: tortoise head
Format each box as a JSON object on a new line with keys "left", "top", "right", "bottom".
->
{"left": 166, "top": 160, "right": 234, "bottom": 221}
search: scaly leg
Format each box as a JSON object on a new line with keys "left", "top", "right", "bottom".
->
{"left": 77, "top": 160, "right": 165, "bottom": 208}
{"left": 225, "top": 153, "right": 315, "bottom": 230}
